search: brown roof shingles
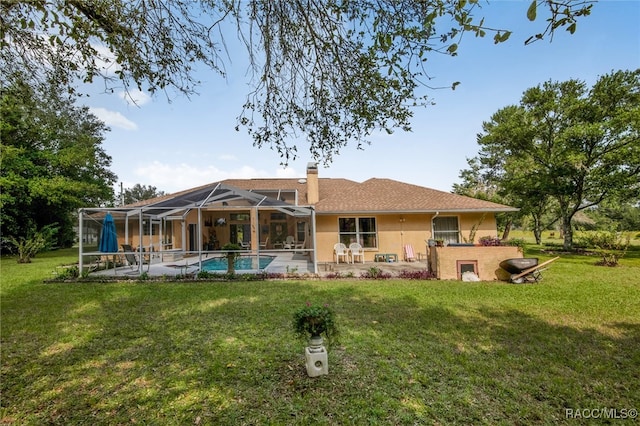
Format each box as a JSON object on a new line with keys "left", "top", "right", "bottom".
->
{"left": 313, "top": 178, "right": 515, "bottom": 213}
{"left": 226, "top": 177, "right": 515, "bottom": 213}
{"left": 128, "top": 177, "right": 515, "bottom": 213}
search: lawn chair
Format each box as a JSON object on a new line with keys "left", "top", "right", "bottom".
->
{"left": 349, "top": 242, "right": 364, "bottom": 263}
{"left": 284, "top": 235, "right": 295, "bottom": 249}
{"left": 333, "top": 243, "right": 348, "bottom": 264}
{"left": 121, "top": 244, "right": 148, "bottom": 272}
{"left": 259, "top": 236, "right": 269, "bottom": 249}
{"left": 404, "top": 244, "right": 416, "bottom": 262}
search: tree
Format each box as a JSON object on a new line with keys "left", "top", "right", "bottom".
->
{"left": 1, "top": 0, "right": 594, "bottom": 164}
{"left": 122, "top": 184, "right": 166, "bottom": 205}
{"left": 460, "top": 70, "right": 640, "bottom": 250}
{"left": 0, "top": 77, "right": 117, "bottom": 248}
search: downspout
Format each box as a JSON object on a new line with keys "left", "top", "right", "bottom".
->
{"left": 431, "top": 211, "right": 439, "bottom": 240}
{"left": 311, "top": 207, "right": 318, "bottom": 274}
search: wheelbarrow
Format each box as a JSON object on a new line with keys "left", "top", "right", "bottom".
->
{"left": 500, "top": 256, "right": 559, "bottom": 283}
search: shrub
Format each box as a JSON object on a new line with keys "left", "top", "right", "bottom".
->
{"left": 293, "top": 302, "right": 339, "bottom": 344}
{"left": 479, "top": 236, "right": 502, "bottom": 246}
{"left": 397, "top": 269, "right": 436, "bottom": 280}
{"left": 576, "top": 231, "right": 631, "bottom": 266}
{"left": 7, "top": 224, "right": 59, "bottom": 263}
{"left": 360, "top": 266, "right": 392, "bottom": 279}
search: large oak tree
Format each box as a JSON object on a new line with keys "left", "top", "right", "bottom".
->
{"left": 458, "top": 70, "right": 640, "bottom": 250}
{"left": 1, "top": 0, "right": 594, "bottom": 164}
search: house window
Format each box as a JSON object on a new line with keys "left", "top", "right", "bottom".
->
{"left": 433, "top": 216, "right": 460, "bottom": 244}
{"left": 230, "top": 213, "right": 250, "bottom": 222}
{"left": 339, "top": 217, "right": 377, "bottom": 248}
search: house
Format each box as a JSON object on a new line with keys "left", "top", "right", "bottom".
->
{"left": 78, "top": 163, "right": 520, "bottom": 279}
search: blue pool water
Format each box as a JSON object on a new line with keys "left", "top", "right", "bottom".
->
{"left": 201, "top": 255, "right": 275, "bottom": 272}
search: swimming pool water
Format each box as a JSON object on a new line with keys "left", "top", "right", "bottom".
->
{"left": 201, "top": 255, "right": 275, "bottom": 272}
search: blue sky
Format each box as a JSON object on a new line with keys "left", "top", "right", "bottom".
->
{"left": 87, "top": 1, "right": 640, "bottom": 195}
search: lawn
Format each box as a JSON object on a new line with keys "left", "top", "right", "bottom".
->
{"left": 1, "top": 247, "right": 639, "bottom": 424}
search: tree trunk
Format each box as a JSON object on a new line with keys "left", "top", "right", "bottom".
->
{"left": 532, "top": 214, "right": 542, "bottom": 245}
{"left": 501, "top": 217, "right": 513, "bottom": 240}
{"left": 227, "top": 254, "right": 236, "bottom": 274}
{"left": 562, "top": 214, "right": 573, "bottom": 251}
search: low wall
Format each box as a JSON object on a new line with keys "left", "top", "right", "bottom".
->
{"left": 430, "top": 246, "right": 523, "bottom": 281}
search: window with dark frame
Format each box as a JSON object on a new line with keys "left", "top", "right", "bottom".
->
{"left": 338, "top": 217, "right": 377, "bottom": 248}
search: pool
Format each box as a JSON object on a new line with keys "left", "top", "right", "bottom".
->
{"left": 200, "top": 255, "right": 275, "bottom": 272}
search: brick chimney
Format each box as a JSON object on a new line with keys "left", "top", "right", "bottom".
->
{"left": 306, "top": 162, "right": 319, "bottom": 204}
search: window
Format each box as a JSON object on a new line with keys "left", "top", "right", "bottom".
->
{"left": 230, "top": 213, "right": 250, "bottom": 222}
{"left": 433, "top": 216, "right": 459, "bottom": 244}
{"left": 339, "top": 217, "right": 377, "bottom": 248}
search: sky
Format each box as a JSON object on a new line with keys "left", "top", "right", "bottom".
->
{"left": 85, "top": 1, "right": 640, "bottom": 195}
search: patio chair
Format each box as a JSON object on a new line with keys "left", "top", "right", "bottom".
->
{"left": 294, "top": 238, "right": 306, "bottom": 254}
{"left": 349, "top": 242, "right": 364, "bottom": 263}
{"left": 284, "top": 235, "right": 295, "bottom": 249}
{"left": 238, "top": 240, "right": 251, "bottom": 250}
{"left": 259, "top": 236, "right": 269, "bottom": 249}
{"left": 404, "top": 244, "right": 416, "bottom": 262}
{"left": 333, "top": 242, "right": 348, "bottom": 264}
{"left": 121, "top": 244, "right": 144, "bottom": 271}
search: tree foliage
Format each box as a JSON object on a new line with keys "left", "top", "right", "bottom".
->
{"left": 458, "top": 70, "right": 640, "bottom": 250}
{"left": 122, "top": 184, "right": 166, "bottom": 206}
{"left": 1, "top": 0, "right": 594, "bottom": 164}
{"left": 0, "top": 78, "right": 117, "bottom": 248}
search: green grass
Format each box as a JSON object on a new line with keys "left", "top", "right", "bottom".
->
{"left": 2, "top": 247, "right": 639, "bottom": 424}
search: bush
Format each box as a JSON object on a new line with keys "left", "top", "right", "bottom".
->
{"left": 293, "top": 303, "right": 338, "bottom": 344}
{"left": 7, "top": 224, "right": 59, "bottom": 263}
{"left": 360, "top": 266, "right": 392, "bottom": 279}
{"left": 397, "top": 269, "right": 436, "bottom": 280}
{"left": 576, "top": 231, "right": 631, "bottom": 266}
{"left": 479, "top": 236, "right": 501, "bottom": 246}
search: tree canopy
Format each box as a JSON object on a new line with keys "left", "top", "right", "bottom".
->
{"left": 122, "top": 184, "right": 166, "bottom": 206}
{"left": 457, "top": 70, "right": 640, "bottom": 250}
{"left": 1, "top": 0, "right": 594, "bottom": 164}
{"left": 0, "top": 78, "right": 117, "bottom": 248}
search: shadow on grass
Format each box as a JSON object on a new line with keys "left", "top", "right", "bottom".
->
{"left": 1, "top": 281, "right": 639, "bottom": 424}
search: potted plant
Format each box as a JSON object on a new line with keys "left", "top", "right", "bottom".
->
{"left": 293, "top": 302, "right": 338, "bottom": 348}
{"left": 221, "top": 242, "right": 241, "bottom": 274}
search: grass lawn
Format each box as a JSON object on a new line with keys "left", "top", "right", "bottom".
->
{"left": 1, "top": 246, "right": 639, "bottom": 424}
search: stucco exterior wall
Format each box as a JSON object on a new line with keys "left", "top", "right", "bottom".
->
{"left": 314, "top": 212, "right": 501, "bottom": 263}
{"left": 430, "top": 246, "right": 523, "bottom": 281}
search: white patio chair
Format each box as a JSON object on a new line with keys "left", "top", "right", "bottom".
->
{"left": 349, "top": 242, "right": 364, "bottom": 263}
{"left": 294, "top": 239, "right": 306, "bottom": 254}
{"left": 259, "top": 236, "right": 269, "bottom": 249}
{"left": 333, "top": 242, "right": 348, "bottom": 264}
{"left": 284, "top": 235, "right": 295, "bottom": 249}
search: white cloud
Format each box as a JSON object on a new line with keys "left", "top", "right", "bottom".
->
{"left": 118, "top": 89, "right": 151, "bottom": 106}
{"left": 93, "top": 44, "right": 121, "bottom": 76}
{"left": 89, "top": 107, "right": 138, "bottom": 130}
{"left": 132, "top": 161, "right": 302, "bottom": 193}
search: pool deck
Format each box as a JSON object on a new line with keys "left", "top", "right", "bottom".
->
{"left": 88, "top": 250, "right": 428, "bottom": 278}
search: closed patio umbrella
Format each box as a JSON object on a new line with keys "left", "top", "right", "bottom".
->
{"left": 99, "top": 213, "right": 118, "bottom": 273}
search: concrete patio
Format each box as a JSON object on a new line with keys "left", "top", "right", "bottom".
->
{"left": 88, "top": 250, "right": 430, "bottom": 278}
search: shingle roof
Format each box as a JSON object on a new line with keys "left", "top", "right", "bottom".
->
{"left": 125, "top": 177, "right": 515, "bottom": 214}
{"left": 224, "top": 177, "right": 516, "bottom": 213}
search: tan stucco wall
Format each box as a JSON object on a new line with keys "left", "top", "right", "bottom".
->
{"left": 430, "top": 246, "right": 523, "bottom": 281}
{"left": 315, "top": 213, "right": 501, "bottom": 263}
